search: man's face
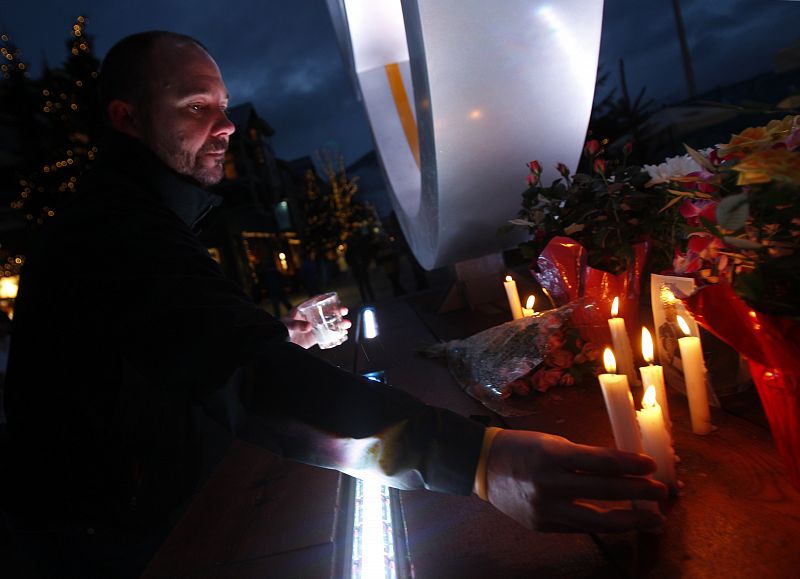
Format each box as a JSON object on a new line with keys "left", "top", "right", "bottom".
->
{"left": 138, "top": 39, "right": 235, "bottom": 186}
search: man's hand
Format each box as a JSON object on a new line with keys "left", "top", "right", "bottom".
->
{"left": 282, "top": 303, "right": 351, "bottom": 349}
{"left": 485, "top": 430, "right": 667, "bottom": 533}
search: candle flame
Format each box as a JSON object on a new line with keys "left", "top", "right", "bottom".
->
{"left": 603, "top": 348, "right": 617, "bottom": 374}
{"left": 643, "top": 385, "right": 657, "bottom": 409}
{"left": 505, "top": 275, "right": 512, "bottom": 282}
{"left": 525, "top": 295, "right": 535, "bottom": 309}
{"left": 676, "top": 315, "right": 691, "bottom": 336}
{"left": 642, "top": 327, "right": 654, "bottom": 363}
{"left": 611, "top": 296, "right": 619, "bottom": 317}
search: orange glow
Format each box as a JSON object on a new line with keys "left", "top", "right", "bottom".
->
{"left": 603, "top": 348, "right": 617, "bottom": 374}
{"left": 611, "top": 296, "right": 620, "bottom": 317}
{"left": 642, "top": 385, "right": 657, "bottom": 409}
{"left": 641, "top": 327, "right": 654, "bottom": 363}
{"left": 525, "top": 295, "right": 535, "bottom": 310}
{"left": 676, "top": 315, "right": 691, "bottom": 336}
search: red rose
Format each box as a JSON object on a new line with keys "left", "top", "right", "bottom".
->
{"left": 557, "top": 162, "right": 571, "bottom": 178}
{"left": 529, "top": 160, "right": 542, "bottom": 174}
{"left": 547, "top": 330, "right": 566, "bottom": 350}
{"left": 593, "top": 158, "right": 606, "bottom": 175}
{"left": 559, "top": 372, "right": 576, "bottom": 386}
{"left": 531, "top": 368, "right": 564, "bottom": 393}
{"left": 623, "top": 141, "right": 633, "bottom": 157}
{"left": 584, "top": 139, "right": 601, "bottom": 157}
{"left": 545, "top": 348, "right": 574, "bottom": 369}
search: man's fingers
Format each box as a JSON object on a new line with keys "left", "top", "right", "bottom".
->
{"left": 541, "top": 500, "right": 665, "bottom": 534}
{"left": 549, "top": 473, "right": 668, "bottom": 502}
{"left": 560, "top": 444, "right": 657, "bottom": 477}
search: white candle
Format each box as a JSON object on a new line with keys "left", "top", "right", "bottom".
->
{"left": 640, "top": 327, "right": 671, "bottom": 432}
{"left": 503, "top": 275, "right": 523, "bottom": 320}
{"left": 608, "top": 297, "right": 639, "bottom": 387}
{"left": 677, "top": 315, "right": 713, "bottom": 435}
{"left": 637, "top": 385, "right": 677, "bottom": 491}
{"left": 521, "top": 295, "right": 536, "bottom": 317}
{"left": 598, "top": 348, "right": 643, "bottom": 454}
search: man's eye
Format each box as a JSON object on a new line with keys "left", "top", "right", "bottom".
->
{"left": 189, "top": 104, "right": 205, "bottom": 112}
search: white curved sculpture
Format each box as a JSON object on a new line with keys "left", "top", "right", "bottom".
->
{"left": 327, "top": 0, "right": 605, "bottom": 269}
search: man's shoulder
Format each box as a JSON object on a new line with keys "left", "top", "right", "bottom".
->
{"left": 61, "top": 171, "right": 181, "bottom": 232}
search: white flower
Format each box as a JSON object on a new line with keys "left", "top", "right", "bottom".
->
{"left": 643, "top": 154, "right": 702, "bottom": 185}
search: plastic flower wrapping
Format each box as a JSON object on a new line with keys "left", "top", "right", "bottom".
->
{"left": 424, "top": 302, "right": 600, "bottom": 417}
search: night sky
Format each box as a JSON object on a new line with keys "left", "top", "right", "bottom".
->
{"left": 2, "top": 1, "right": 798, "bottom": 163}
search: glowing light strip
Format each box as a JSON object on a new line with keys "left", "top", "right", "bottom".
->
{"left": 351, "top": 478, "right": 397, "bottom": 579}
{"left": 385, "top": 63, "right": 420, "bottom": 168}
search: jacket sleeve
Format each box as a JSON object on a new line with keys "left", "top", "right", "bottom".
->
{"left": 241, "top": 342, "right": 485, "bottom": 495}
{"left": 102, "top": 196, "right": 483, "bottom": 496}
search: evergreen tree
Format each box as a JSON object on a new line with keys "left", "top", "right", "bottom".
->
{"left": 7, "top": 15, "right": 101, "bottom": 231}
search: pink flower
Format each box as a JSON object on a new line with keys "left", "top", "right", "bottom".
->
{"left": 673, "top": 232, "right": 729, "bottom": 275}
{"left": 679, "top": 199, "right": 718, "bottom": 226}
{"left": 584, "top": 139, "right": 601, "bottom": 157}
{"left": 526, "top": 173, "right": 539, "bottom": 187}
{"left": 529, "top": 160, "right": 542, "bottom": 174}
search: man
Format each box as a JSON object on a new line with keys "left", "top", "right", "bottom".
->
{"left": 3, "top": 31, "right": 665, "bottom": 577}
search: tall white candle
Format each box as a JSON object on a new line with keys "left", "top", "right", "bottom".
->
{"left": 521, "top": 295, "right": 536, "bottom": 317}
{"left": 503, "top": 275, "right": 523, "bottom": 320}
{"left": 677, "top": 315, "right": 713, "bottom": 435}
{"left": 598, "top": 348, "right": 643, "bottom": 454}
{"left": 640, "top": 327, "right": 671, "bottom": 432}
{"left": 608, "top": 297, "right": 639, "bottom": 387}
{"left": 637, "top": 385, "right": 677, "bottom": 492}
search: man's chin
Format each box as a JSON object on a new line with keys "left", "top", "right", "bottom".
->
{"left": 192, "top": 162, "right": 225, "bottom": 186}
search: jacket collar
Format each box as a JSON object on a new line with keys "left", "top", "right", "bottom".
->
{"left": 92, "top": 130, "right": 223, "bottom": 230}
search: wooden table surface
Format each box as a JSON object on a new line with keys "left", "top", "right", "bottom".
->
{"left": 143, "top": 289, "right": 800, "bottom": 579}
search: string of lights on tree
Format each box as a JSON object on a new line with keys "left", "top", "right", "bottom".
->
{"left": 2, "top": 16, "right": 101, "bottom": 234}
{"left": 303, "top": 151, "right": 383, "bottom": 261}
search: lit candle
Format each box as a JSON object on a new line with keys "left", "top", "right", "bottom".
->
{"left": 503, "top": 275, "right": 523, "bottom": 320}
{"left": 637, "top": 385, "right": 677, "bottom": 492}
{"left": 598, "top": 348, "right": 643, "bottom": 454}
{"left": 640, "top": 327, "right": 671, "bottom": 432}
{"left": 677, "top": 315, "right": 713, "bottom": 435}
{"left": 608, "top": 297, "right": 639, "bottom": 387}
{"left": 521, "top": 295, "right": 536, "bottom": 317}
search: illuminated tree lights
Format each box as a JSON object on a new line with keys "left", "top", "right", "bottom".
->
{"left": 1, "top": 16, "right": 101, "bottom": 229}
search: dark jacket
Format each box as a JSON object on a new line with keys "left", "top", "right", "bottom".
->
{"left": 4, "top": 132, "right": 483, "bottom": 532}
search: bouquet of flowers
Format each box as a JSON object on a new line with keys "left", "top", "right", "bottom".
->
{"left": 504, "top": 141, "right": 678, "bottom": 276}
{"left": 423, "top": 302, "right": 600, "bottom": 417}
{"left": 657, "top": 114, "right": 800, "bottom": 318}
{"left": 655, "top": 114, "right": 800, "bottom": 489}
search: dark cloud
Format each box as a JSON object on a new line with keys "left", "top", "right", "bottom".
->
{"left": 4, "top": 0, "right": 798, "bottom": 163}
{"left": 599, "top": 0, "right": 800, "bottom": 103}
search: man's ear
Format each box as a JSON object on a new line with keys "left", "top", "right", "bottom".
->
{"left": 107, "top": 99, "right": 143, "bottom": 138}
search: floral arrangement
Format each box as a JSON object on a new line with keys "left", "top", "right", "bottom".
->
{"left": 504, "top": 140, "right": 678, "bottom": 276}
{"left": 654, "top": 114, "right": 800, "bottom": 318}
{"left": 508, "top": 114, "right": 800, "bottom": 318}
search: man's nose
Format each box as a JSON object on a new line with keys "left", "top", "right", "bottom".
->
{"left": 212, "top": 109, "right": 236, "bottom": 138}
